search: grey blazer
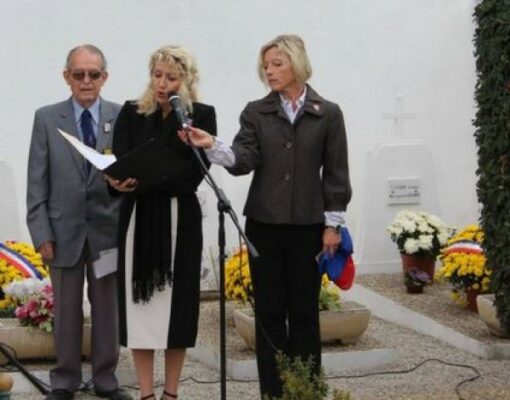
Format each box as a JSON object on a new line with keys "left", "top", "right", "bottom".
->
{"left": 227, "top": 85, "right": 352, "bottom": 225}
{"left": 26, "top": 97, "right": 122, "bottom": 267}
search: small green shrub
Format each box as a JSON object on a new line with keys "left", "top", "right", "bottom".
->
{"left": 266, "top": 352, "right": 350, "bottom": 400}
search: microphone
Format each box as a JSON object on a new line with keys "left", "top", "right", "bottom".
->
{"left": 168, "top": 92, "right": 189, "bottom": 129}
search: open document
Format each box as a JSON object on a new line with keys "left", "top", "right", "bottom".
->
{"left": 58, "top": 129, "right": 117, "bottom": 170}
{"left": 58, "top": 128, "right": 187, "bottom": 192}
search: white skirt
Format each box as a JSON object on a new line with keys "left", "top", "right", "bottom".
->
{"left": 123, "top": 198, "right": 178, "bottom": 349}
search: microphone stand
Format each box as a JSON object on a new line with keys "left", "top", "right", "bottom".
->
{"left": 187, "top": 139, "right": 258, "bottom": 400}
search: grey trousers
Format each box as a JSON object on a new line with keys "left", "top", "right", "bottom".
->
{"left": 49, "top": 253, "right": 120, "bottom": 393}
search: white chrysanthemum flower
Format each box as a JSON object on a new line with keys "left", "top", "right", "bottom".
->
{"left": 418, "top": 235, "right": 433, "bottom": 250}
{"left": 4, "top": 278, "right": 49, "bottom": 299}
{"left": 387, "top": 225, "right": 404, "bottom": 236}
{"left": 404, "top": 238, "right": 420, "bottom": 254}
{"left": 417, "top": 223, "right": 434, "bottom": 233}
{"left": 437, "top": 231, "right": 450, "bottom": 245}
{"left": 427, "top": 214, "right": 444, "bottom": 228}
{"left": 389, "top": 210, "right": 451, "bottom": 256}
{"left": 401, "top": 220, "right": 416, "bottom": 233}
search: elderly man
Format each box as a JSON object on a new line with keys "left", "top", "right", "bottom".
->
{"left": 26, "top": 44, "right": 131, "bottom": 400}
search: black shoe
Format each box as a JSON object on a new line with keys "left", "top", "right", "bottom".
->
{"left": 96, "top": 388, "right": 133, "bottom": 400}
{"left": 45, "top": 389, "right": 74, "bottom": 400}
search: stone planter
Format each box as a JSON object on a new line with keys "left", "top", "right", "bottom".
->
{"left": 477, "top": 294, "right": 509, "bottom": 338}
{"left": 319, "top": 303, "right": 371, "bottom": 344}
{"left": 232, "top": 308, "right": 257, "bottom": 351}
{"left": 233, "top": 302, "right": 371, "bottom": 351}
{"left": 0, "top": 318, "right": 91, "bottom": 361}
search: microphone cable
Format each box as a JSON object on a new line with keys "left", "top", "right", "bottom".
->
{"left": 175, "top": 357, "right": 481, "bottom": 400}
{"left": 0, "top": 341, "right": 50, "bottom": 394}
{"left": 0, "top": 341, "right": 116, "bottom": 396}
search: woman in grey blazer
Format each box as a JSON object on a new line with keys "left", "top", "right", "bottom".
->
{"left": 181, "top": 34, "right": 351, "bottom": 399}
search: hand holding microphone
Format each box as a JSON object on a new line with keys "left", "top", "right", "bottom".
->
{"left": 169, "top": 92, "right": 215, "bottom": 148}
{"left": 178, "top": 126, "right": 215, "bottom": 149}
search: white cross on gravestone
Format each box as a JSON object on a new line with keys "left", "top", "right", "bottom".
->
{"left": 382, "top": 95, "right": 417, "bottom": 138}
{"left": 355, "top": 94, "right": 440, "bottom": 274}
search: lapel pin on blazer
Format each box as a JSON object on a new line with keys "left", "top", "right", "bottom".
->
{"left": 313, "top": 103, "right": 320, "bottom": 112}
{"left": 103, "top": 122, "right": 111, "bottom": 133}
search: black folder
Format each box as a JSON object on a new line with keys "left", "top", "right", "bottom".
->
{"left": 104, "top": 139, "right": 187, "bottom": 193}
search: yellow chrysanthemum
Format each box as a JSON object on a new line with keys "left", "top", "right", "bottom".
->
{"left": 224, "top": 245, "right": 340, "bottom": 310}
{"left": 436, "top": 225, "right": 490, "bottom": 308}
{"left": 224, "top": 246, "right": 253, "bottom": 304}
{"left": 0, "top": 241, "right": 50, "bottom": 311}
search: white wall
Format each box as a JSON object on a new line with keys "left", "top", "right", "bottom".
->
{"left": 0, "top": 0, "right": 479, "bottom": 265}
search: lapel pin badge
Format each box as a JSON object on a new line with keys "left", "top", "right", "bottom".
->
{"left": 103, "top": 123, "right": 111, "bottom": 133}
{"left": 313, "top": 103, "right": 320, "bottom": 112}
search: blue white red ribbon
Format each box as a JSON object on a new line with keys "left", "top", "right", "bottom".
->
{"left": 443, "top": 239, "right": 483, "bottom": 255}
{"left": 0, "top": 243, "right": 43, "bottom": 279}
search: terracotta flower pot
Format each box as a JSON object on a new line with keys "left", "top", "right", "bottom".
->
{"left": 466, "top": 288, "right": 481, "bottom": 313}
{"left": 400, "top": 253, "right": 435, "bottom": 282}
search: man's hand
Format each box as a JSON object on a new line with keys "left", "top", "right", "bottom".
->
{"left": 38, "top": 241, "right": 55, "bottom": 262}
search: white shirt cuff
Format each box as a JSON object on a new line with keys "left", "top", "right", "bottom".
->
{"left": 204, "top": 137, "right": 236, "bottom": 167}
{"left": 324, "top": 211, "right": 346, "bottom": 227}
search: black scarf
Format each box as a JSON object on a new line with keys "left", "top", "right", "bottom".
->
{"left": 131, "top": 108, "right": 177, "bottom": 303}
{"left": 132, "top": 190, "right": 173, "bottom": 303}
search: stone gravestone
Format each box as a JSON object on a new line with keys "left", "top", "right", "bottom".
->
{"left": 0, "top": 140, "right": 21, "bottom": 242}
{"left": 355, "top": 96, "right": 440, "bottom": 273}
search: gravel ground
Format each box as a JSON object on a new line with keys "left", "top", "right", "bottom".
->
{"left": 8, "top": 278, "right": 510, "bottom": 399}
{"left": 355, "top": 273, "right": 505, "bottom": 344}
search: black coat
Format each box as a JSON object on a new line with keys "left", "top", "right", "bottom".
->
{"left": 112, "top": 100, "right": 217, "bottom": 347}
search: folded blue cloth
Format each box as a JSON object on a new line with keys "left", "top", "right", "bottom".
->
{"left": 317, "top": 227, "right": 354, "bottom": 281}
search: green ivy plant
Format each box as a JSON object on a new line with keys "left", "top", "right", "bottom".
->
{"left": 474, "top": 0, "right": 510, "bottom": 333}
{"left": 265, "top": 352, "right": 351, "bottom": 400}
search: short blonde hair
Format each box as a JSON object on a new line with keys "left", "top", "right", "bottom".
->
{"left": 257, "top": 34, "right": 312, "bottom": 86}
{"left": 137, "top": 45, "right": 199, "bottom": 115}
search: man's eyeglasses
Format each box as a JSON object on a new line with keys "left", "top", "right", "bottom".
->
{"left": 70, "top": 70, "right": 103, "bottom": 81}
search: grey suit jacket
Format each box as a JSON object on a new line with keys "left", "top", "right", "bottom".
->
{"left": 227, "top": 85, "right": 352, "bottom": 225}
{"left": 26, "top": 97, "right": 122, "bottom": 268}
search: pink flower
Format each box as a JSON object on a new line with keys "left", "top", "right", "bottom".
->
{"left": 14, "top": 283, "right": 54, "bottom": 332}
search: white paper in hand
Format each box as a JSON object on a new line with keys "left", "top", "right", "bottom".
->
{"left": 93, "top": 248, "right": 118, "bottom": 279}
{"left": 58, "top": 128, "right": 117, "bottom": 170}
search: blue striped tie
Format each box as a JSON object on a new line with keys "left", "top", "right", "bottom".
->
{"left": 81, "top": 109, "right": 96, "bottom": 173}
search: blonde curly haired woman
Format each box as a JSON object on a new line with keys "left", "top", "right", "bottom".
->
{"left": 107, "top": 45, "right": 216, "bottom": 400}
